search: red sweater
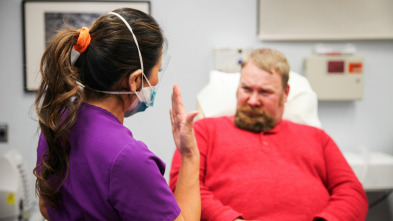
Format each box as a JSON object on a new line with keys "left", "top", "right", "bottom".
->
{"left": 170, "top": 117, "right": 368, "bottom": 221}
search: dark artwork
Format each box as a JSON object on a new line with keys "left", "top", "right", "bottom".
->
{"left": 44, "top": 12, "right": 101, "bottom": 46}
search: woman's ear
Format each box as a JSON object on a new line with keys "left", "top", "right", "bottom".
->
{"left": 128, "top": 69, "right": 143, "bottom": 92}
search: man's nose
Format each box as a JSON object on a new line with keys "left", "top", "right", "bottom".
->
{"left": 247, "top": 92, "right": 261, "bottom": 107}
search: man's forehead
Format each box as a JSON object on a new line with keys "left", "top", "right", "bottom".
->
{"left": 239, "top": 80, "right": 277, "bottom": 91}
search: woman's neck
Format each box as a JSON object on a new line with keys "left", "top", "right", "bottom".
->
{"left": 85, "top": 97, "right": 126, "bottom": 124}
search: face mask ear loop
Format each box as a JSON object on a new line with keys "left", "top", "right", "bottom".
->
{"left": 131, "top": 72, "right": 152, "bottom": 96}
{"left": 142, "top": 73, "right": 153, "bottom": 88}
{"left": 128, "top": 72, "right": 144, "bottom": 102}
{"left": 126, "top": 74, "right": 136, "bottom": 103}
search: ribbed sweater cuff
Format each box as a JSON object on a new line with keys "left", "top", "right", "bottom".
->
{"left": 210, "top": 210, "right": 243, "bottom": 221}
{"left": 314, "top": 212, "right": 339, "bottom": 221}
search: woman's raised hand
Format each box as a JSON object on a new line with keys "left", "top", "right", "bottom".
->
{"left": 171, "top": 85, "right": 201, "bottom": 220}
{"left": 170, "top": 84, "right": 199, "bottom": 156}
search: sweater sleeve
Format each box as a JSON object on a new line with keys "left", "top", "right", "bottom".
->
{"left": 169, "top": 119, "right": 243, "bottom": 221}
{"left": 313, "top": 132, "right": 368, "bottom": 221}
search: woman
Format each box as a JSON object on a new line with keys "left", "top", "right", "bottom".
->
{"left": 34, "top": 8, "right": 200, "bottom": 220}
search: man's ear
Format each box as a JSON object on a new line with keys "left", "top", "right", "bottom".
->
{"left": 128, "top": 69, "right": 143, "bottom": 92}
{"left": 284, "top": 84, "right": 290, "bottom": 102}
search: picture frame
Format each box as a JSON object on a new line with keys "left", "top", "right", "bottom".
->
{"left": 22, "top": 0, "right": 150, "bottom": 92}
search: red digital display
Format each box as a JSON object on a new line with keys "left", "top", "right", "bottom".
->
{"left": 327, "top": 61, "right": 344, "bottom": 73}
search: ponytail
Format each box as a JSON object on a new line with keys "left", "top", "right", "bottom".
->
{"left": 34, "top": 28, "right": 84, "bottom": 207}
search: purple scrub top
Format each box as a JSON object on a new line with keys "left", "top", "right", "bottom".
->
{"left": 36, "top": 103, "right": 180, "bottom": 220}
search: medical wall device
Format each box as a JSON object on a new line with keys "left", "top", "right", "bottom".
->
{"left": 305, "top": 45, "right": 364, "bottom": 100}
{"left": 0, "top": 150, "right": 33, "bottom": 221}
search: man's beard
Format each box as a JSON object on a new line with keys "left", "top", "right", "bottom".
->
{"left": 234, "top": 106, "right": 276, "bottom": 133}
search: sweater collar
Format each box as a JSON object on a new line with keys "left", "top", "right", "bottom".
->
{"left": 264, "top": 119, "right": 286, "bottom": 134}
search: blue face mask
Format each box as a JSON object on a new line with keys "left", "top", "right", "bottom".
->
{"left": 124, "top": 75, "right": 157, "bottom": 117}
{"left": 125, "top": 100, "right": 148, "bottom": 117}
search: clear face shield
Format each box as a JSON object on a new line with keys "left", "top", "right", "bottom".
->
{"left": 137, "top": 54, "right": 171, "bottom": 107}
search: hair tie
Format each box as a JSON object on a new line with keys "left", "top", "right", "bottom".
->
{"left": 74, "top": 27, "right": 91, "bottom": 53}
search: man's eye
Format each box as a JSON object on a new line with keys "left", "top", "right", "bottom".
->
{"left": 242, "top": 87, "right": 252, "bottom": 92}
{"left": 259, "top": 90, "right": 270, "bottom": 94}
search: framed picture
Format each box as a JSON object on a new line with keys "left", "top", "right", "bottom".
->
{"left": 22, "top": 0, "right": 150, "bottom": 92}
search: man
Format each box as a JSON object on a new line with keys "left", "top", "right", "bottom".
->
{"left": 169, "top": 48, "right": 368, "bottom": 221}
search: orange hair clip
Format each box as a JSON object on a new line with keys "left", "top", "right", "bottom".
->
{"left": 74, "top": 27, "right": 91, "bottom": 53}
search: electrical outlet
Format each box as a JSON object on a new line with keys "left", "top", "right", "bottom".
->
{"left": 0, "top": 124, "right": 8, "bottom": 143}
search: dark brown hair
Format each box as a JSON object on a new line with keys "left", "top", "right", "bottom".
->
{"left": 33, "top": 8, "right": 164, "bottom": 207}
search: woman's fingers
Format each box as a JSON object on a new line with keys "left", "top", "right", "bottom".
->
{"left": 170, "top": 85, "right": 184, "bottom": 150}
{"left": 170, "top": 84, "right": 199, "bottom": 154}
{"left": 171, "top": 85, "right": 181, "bottom": 130}
{"left": 186, "top": 111, "right": 199, "bottom": 126}
{"left": 171, "top": 84, "right": 185, "bottom": 117}
{"left": 169, "top": 107, "right": 174, "bottom": 129}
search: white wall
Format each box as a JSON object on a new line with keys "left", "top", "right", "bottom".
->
{"left": 0, "top": 0, "right": 40, "bottom": 171}
{"left": 1, "top": 0, "right": 392, "bottom": 220}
